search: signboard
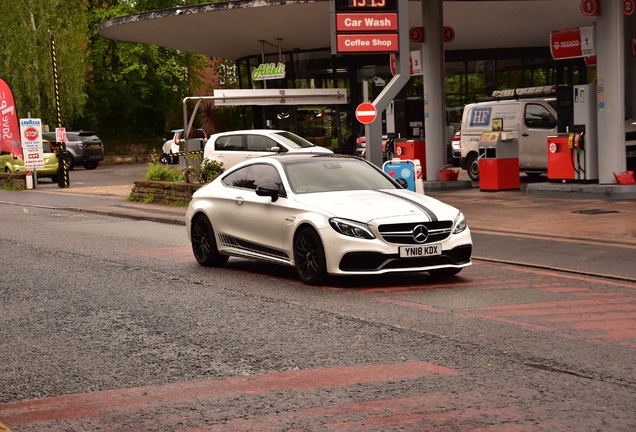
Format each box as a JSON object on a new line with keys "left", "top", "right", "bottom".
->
{"left": 580, "top": 0, "right": 600, "bottom": 16}
{"left": 252, "top": 62, "right": 286, "bottom": 81}
{"left": 56, "top": 127, "right": 67, "bottom": 143}
{"left": 19, "top": 118, "right": 44, "bottom": 168}
{"left": 336, "top": 13, "right": 397, "bottom": 32}
{"left": 409, "top": 26, "right": 424, "bottom": 43}
{"left": 356, "top": 102, "right": 377, "bottom": 124}
{"left": 550, "top": 26, "right": 595, "bottom": 60}
{"left": 626, "top": 0, "right": 635, "bottom": 16}
{"left": 390, "top": 50, "right": 422, "bottom": 76}
{"left": 336, "top": 33, "right": 398, "bottom": 52}
{"left": 334, "top": 0, "right": 398, "bottom": 12}
{"left": 332, "top": 0, "right": 399, "bottom": 54}
{"left": 443, "top": 26, "right": 455, "bottom": 43}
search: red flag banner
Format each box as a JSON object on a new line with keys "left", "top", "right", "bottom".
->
{"left": 0, "top": 77, "right": 21, "bottom": 156}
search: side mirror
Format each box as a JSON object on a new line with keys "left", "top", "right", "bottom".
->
{"left": 256, "top": 183, "right": 284, "bottom": 202}
{"left": 270, "top": 146, "right": 281, "bottom": 153}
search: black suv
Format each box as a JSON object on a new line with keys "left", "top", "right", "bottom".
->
{"left": 43, "top": 131, "right": 104, "bottom": 170}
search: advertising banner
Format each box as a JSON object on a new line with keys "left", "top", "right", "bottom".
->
{"left": 0, "top": 77, "right": 21, "bottom": 156}
{"left": 550, "top": 26, "right": 595, "bottom": 60}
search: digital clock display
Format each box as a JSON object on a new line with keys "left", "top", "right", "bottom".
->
{"left": 334, "top": 0, "right": 398, "bottom": 12}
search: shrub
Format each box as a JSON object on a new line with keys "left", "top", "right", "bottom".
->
{"left": 144, "top": 150, "right": 185, "bottom": 182}
{"left": 186, "top": 156, "right": 225, "bottom": 183}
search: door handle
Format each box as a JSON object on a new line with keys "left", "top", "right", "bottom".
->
{"left": 235, "top": 197, "right": 244, "bottom": 205}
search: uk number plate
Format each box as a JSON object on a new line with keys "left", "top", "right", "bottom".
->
{"left": 399, "top": 244, "right": 441, "bottom": 258}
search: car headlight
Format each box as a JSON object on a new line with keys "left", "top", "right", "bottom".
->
{"left": 452, "top": 212, "right": 467, "bottom": 234}
{"left": 329, "top": 218, "right": 375, "bottom": 239}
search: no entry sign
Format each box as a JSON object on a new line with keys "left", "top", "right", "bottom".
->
{"left": 356, "top": 102, "right": 377, "bottom": 124}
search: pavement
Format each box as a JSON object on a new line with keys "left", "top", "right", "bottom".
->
{"left": 1, "top": 174, "right": 635, "bottom": 282}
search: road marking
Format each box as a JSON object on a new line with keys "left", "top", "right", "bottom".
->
{"left": 0, "top": 362, "right": 457, "bottom": 428}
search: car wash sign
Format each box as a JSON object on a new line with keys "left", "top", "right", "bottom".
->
{"left": 332, "top": 0, "right": 400, "bottom": 54}
{"left": 20, "top": 118, "right": 44, "bottom": 169}
{"left": 550, "top": 26, "right": 595, "bottom": 60}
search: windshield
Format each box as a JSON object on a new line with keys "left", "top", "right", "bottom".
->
{"left": 284, "top": 158, "right": 399, "bottom": 194}
{"left": 273, "top": 131, "right": 316, "bottom": 149}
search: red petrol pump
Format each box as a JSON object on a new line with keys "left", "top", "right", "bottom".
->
{"left": 395, "top": 138, "right": 426, "bottom": 179}
{"left": 477, "top": 120, "right": 520, "bottom": 191}
{"left": 547, "top": 85, "right": 598, "bottom": 183}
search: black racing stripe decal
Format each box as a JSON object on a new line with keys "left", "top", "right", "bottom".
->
{"left": 377, "top": 190, "right": 438, "bottom": 221}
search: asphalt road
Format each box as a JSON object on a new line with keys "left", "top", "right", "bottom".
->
{"left": 0, "top": 164, "right": 635, "bottom": 430}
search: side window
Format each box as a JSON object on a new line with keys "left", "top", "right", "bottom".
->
{"left": 245, "top": 164, "right": 283, "bottom": 191}
{"left": 221, "top": 164, "right": 282, "bottom": 192}
{"left": 215, "top": 135, "right": 244, "bottom": 151}
{"left": 246, "top": 135, "right": 276, "bottom": 152}
{"left": 525, "top": 104, "right": 557, "bottom": 129}
{"left": 222, "top": 166, "right": 250, "bottom": 188}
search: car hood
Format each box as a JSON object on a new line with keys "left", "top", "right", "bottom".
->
{"left": 293, "top": 189, "right": 457, "bottom": 223}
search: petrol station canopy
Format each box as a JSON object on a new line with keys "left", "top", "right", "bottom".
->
{"left": 98, "top": 0, "right": 597, "bottom": 61}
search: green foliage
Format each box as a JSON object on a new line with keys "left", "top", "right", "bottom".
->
{"left": 145, "top": 163, "right": 185, "bottom": 182}
{"left": 0, "top": 181, "right": 23, "bottom": 191}
{"left": 0, "top": 0, "right": 88, "bottom": 128}
{"left": 0, "top": 0, "right": 242, "bottom": 142}
{"left": 144, "top": 152, "right": 185, "bottom": 181}
{"left": 185, "top": 156, "right": 225, "bottom": 183}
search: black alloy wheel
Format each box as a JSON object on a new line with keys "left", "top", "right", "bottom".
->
{"left": 191, "top": 215, "right": 228, "bottom": 267}
{"left": 294, "top": 227, "right": 327, "bottom": 285}
{"left": 64, "top": 154, "right": 75, "bottom": 171}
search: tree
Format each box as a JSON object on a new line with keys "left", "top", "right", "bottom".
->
{"left": 0, "top": 0, "right": 88, "bottom": 128}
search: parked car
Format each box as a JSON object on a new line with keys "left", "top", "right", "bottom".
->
{"left": 186, "top": 153, "right": 472, "bottom": 285}
{"left": 161, "top": 128, "right": 207, "bottom": 164}
{"left": 203, "top": 129, "right": 333, "bottom": 170}
{"left": 42, "top": 131, "right": 104, "bottom": 170}
{"left": 451, "top": 129, "right": 461, "bottom": 167}
{"left": 0, "top": 140, "right": 59, "bottom": 182}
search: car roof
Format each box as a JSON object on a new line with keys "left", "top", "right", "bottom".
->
{"left": 209, "top": 129, "right": 289, "bottom": 137}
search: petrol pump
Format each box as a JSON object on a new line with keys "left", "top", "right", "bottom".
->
{"left": 547, "top": 84, "right": 598, "bottom": 182}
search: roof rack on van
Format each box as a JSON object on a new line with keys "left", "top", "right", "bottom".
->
{"left": 477, "top": 85, "right": 557, "bottom": 102}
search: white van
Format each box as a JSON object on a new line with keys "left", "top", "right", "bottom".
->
{"left": 459, "top": 98, "right": 558, "bottom": 180}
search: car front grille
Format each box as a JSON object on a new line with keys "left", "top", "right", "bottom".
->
{"left": 339, "top": 245, "right": 472, "bottom": 272}
{"left": 378, "top": 221, "right": 453, "bottom": 245}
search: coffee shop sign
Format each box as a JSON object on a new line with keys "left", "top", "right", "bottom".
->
{"left": 252, "top": 62, "right": 286, "bottom": 81}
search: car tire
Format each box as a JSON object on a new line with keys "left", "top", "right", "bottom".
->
{"left": 428, "top": 267, "right": 462, "bottom": 277}
{"left": 293, "top": 226, "right": 327, "bottom": 285}
{"left": 466, "top": 152, "right": 479, "bottom": 181}
{"left": 160, "top": 153, "right": 170, "bottom": 165}
{"left": 82, "top": 162, "right": 99, "bottom": 170}
{"left": 191, "top": 214, "right": 228, "bottom": 267}
{"left": 63, "top": 154, "right": 75, "bottom": 171}
{"left": 50, "top": 175, "right": 59, "bottom": 183}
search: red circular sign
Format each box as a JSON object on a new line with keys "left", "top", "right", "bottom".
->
{"left": 626, "top": 0, "right": 635, "bottom": 16}
{"left": 580, "top": 0, "right": 599, "bottom": 16}
{"left": 24, "top": 127, "right": 39, "bottom": 141}
{"left": 355, "top": 102, "right": 377, "bottom": 125}
{"left": 409, "top": 27, "right": 424, "bottom": 43}
{"left": 443, "top": 26, "right": 455, "bottom": 43}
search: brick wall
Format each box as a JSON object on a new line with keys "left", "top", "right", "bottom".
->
{"left": 129, "top": 180, "right": 202, "bottom": 205}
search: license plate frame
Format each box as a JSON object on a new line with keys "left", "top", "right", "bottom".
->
{"left": 399, "top": 244, "right": 442, "bottom": 258}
